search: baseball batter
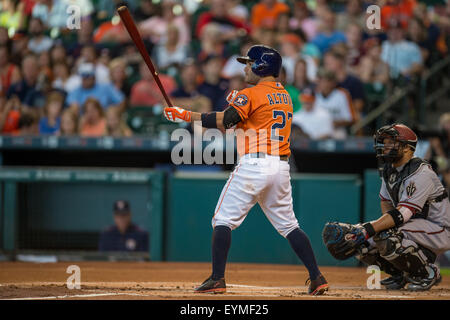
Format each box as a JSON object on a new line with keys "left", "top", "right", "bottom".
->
{"left": 323, "top": 124, "right": 450, "bottom": 291}
{"left": 164, "top": 45, "right": 328, "bottom": 295}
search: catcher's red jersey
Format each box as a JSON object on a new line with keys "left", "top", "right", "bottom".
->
{"left": 229, "top": 81, "right": 293, "bottom": 157}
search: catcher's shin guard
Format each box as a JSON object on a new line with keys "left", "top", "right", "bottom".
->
{"left": 373, "top": 229, "right": 434, "bottom": 278}
{"left": 355, "top": 242, "right": 403, "bottom": 277}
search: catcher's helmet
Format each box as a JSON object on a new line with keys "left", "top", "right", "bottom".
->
{"left": 374, "top": 123, "right": 418, "bottom": 162}
{"left": 237, "top": 45, "right": 282, "bottom": 77}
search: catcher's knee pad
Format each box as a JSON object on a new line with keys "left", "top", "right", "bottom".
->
{"left": 373, "top": 229, "right": 430, "bottom": 277}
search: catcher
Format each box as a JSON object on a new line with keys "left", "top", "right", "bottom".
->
{"left": 323, "top": 123, "right": 450, "bottom": 291}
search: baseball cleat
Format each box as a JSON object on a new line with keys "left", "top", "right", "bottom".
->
{"left": 406, "top": 264, "right": 441, "bottom": 291}
{"left": 194, "top": 276, "right": 226, "bottom": 294}
{"left": 306, "top": 274, "right": 329, "bottom": 296}
{"left": 380, "top": 274, "right": 408, "bottom": 290}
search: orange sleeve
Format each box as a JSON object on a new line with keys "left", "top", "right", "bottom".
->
{"left": 229, "top": 89, "right": 252, "bottom": 121}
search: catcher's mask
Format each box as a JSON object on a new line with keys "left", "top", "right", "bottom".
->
{"left": 373, "top": 123, "right": 417, "bottom": 163}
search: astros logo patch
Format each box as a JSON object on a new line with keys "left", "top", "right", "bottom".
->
{"left": 233, "top": 94, "right": 248, "bottom": 106}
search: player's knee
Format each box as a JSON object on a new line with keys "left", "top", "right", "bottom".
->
{"left": 278, "top": 223, "right": 300, "bottom": 238}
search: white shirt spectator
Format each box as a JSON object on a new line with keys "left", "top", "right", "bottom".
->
{"left": 222, "top": 54, "right": 246, "bottom": 78}
{"left": 153, "top": 44, "right": 189, "bottom": 70}
{"left": 28, "top": 37, "right": 54, "bottom": 54}
{"left": 381, "top": 40, "right": 423, "bottom": 78}
{"left": 314, "top": 88, "right": 355, "bottom": 139}
{"left": 282, "top": 54, "right": 317, "bottom": 84}
{"left": 293, "top": 105, "right": 333, "bottom": 140}
{"left": 32, "top": 0, "right": 94, "bottom": 29}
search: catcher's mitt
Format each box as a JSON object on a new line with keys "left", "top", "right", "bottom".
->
{"left": 322, "top": 222, "right": 363, "bottom": 260}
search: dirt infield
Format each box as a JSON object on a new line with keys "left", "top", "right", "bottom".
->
{"left": 0, "top": 262, "right": 449, "bottom": 300}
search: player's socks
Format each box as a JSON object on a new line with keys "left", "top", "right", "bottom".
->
{"left": 287, "top": 228, "right": 321, "bottom": 280}
{"left": 211, "top": 225, "right": 232, "bottom": 281}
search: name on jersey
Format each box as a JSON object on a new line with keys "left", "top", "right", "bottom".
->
{"left": 267, "top": 93, "right": 292, "bottom": 106}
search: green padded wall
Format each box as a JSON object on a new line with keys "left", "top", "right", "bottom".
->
{"left": 364, "top": 169, "right": 383, "bottom": 222}
{"left": 166, "top": 172, "right": 361, "bottom": 266}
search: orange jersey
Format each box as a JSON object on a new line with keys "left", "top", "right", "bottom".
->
{"left": 229, "top": 81, "right": 293, "bottom": 157}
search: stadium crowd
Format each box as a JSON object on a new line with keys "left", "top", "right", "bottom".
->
{"left": 0, "top": 0, "right": 448, "bottom": 140}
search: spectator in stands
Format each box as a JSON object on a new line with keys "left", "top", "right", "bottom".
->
{"left": 289, "top": 1, "right": 319, "bottom": 41}
{"left": 0, "top": 95, "right": 21, "bottom": 134}
{"left": 130, "top": 60, "right": 177, "bottom": 107}
{"left": 152, "top": 23, "right": 190, "bottom": 71}
{"left": 198, "top": 55, "right": 229, "bottom": 112}
{"left": 227, "top": 0, "right": 249, "bottom": 22}
{"left": 50, "top": 42, "right": 70, "bottom": 66}
{"left": 311, "top": 9, "right": 346, "bottom": 54}
{"left": 10, "top": 29, "right": 29, "bottom": 66}
{"left": 380, "top": 0, "right": 417, "bottom": 31}
{"left": 37, "top": 51, "right": 53, "bottom": 94}
{"left": 336, "top": 0, "right": 366, "bottom": 32}
{"left": 314, "top": 69, "right": 356, "bottom": 139}
{"left": 68, "top": 17, "right": 94, "bottom": 59}
{"left": 252, "top": 26, "right": 278, "bottom": 48}
{"left": 292, "top": 88, "right": 333, "bottom": 140}
{"left": 132, "top": 0, "right": 157, "bottom": 23}
{"left": 170, "top": 60, "right": 212, "bottom": 113}
{"left": 0, "top": 0, "right": 26, "bottom": 33}
{"left": 381, "top": 19, "right": 423, "bottom": 79}
{"left": 32, "top": 0, "right": 94, "bottom": 30}
{"left": 38, "top": 91, "right": 63, "bottom": 134}
{"left": 59, "top": 108, "right": 79, "bottom": 136}
{"left": 323, "top": 50, "right": 365, "bottom": 115}
{"left": 407, "top": 16, "right": 439, "bottom": 67}
{"left": 139, "top": 0, "right": 190, "bottom": 47}
{"left": 358, "top": 37, "right": 390, "bottom": 96}
{"left": 27, "top": 17, "right": 53, "bottom": 55}
{"left": 285, "top": 58, "right": 315, "bottom": 112}
{"left": 250, "top": 0, "right": 290, "bottom": 29}
{"left": 52, "top": 61, "right": 79, "bottom": 93}
{"left": 75, "top": 45, "right": 110, "bottom": 85}
{"left": 99, "top": 200, "right": 149, "bottom": 252}
{"left": 105, "top": 105, "right": 133, "bottom": 137}
{"left": 93, "top": 5, "right": 131, "bottom": 44}
{"left": 197, "top": 22, "right": 227, "bottom": 61}
{"left": 195, "top": 0, "right": 250, "bottom": 42}
{"left": 79, "top": 97, "right": 106, "bottom": 137}
{"left": 66, "top": 63, "right": 125, "bottom": 113}
{"left": 278, "top": 66, "right": 302, "bottom": 114}
{"left": 109, "top": 57, "right": 131, "bottom": 98}
{"left": 0, "top": 45, "right": 21, "bottom": 97}
{"left": 96, "top": 0, "right": 137, "bottom": 21}
{"left": 428, "top": 112, "right": 450, "bottom": 191}
{"left": 7, "top": 54, "right": 45, "bottom": 110}
{"left": 279, "top": 33, "right": 317, "bottom": 84}
{"left": 345, "top": 23, "right": 365, "bottom": 72}
{"left": 16, "top": 109, "right": 39, "bottom": 135}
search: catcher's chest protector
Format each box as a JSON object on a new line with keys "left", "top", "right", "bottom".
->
{"left": 382, "top": 158, "right": 427, "bottom": 215}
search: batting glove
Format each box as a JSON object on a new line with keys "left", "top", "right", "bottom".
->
{"left": 164, "top": 106, "right": 192, "bottom": 123}
{"left": 226, "top": 90, "right": 239, "bottom": 104}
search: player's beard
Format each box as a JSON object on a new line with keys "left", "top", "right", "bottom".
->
{"left": 245, "top": 71, "right": 260, "bottom": 85}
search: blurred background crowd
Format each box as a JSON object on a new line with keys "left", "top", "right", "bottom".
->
{"left": 0, "top": 0, "right": 449, "bottom": 147}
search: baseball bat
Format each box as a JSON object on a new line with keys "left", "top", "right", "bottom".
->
{"left": 117, "top": 6, "right": 173, "bottom": 108}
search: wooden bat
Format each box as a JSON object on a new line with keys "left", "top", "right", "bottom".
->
{"left": 117, "top": 6, "right": 173, "bottom": 108}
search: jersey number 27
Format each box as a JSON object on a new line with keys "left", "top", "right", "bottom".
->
{"left": 271, "top": 110, "right": 292, "bottom": 142}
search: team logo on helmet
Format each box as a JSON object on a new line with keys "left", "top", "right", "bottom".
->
{"left": 233, "top": 94, "right": 248, "bottom": 106}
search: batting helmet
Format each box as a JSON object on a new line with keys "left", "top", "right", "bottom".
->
{"left": 374, "top": 123, "right": 418, "bottom": 162}
{"left": 237, "top": 45, "right": 282, "bottom": 77}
